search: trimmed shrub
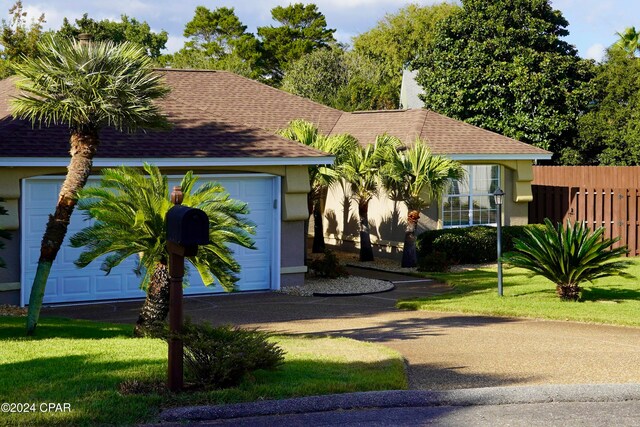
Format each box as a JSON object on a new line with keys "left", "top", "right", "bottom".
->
{"left": 417, "top": 251, "right": 450, "bottom": 272}
{"left": 308, "top": 249, "right": 349, "bottom": 278}
{"left": 166, "top": 319, "right": 285, "bottom": 389}
{"left": 416, "top": 224, "right": 545, "bottom": 268}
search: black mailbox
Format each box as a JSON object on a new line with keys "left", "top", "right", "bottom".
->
{"left": 166, "top": 205, "right": 210, "bottom": 246}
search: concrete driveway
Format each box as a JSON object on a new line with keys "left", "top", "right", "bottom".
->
{"left": 43, "top": 269, "right": 640, "bottom": 390}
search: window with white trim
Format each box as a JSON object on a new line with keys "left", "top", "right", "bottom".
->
{"left": 442, "top": 165, "right": 500, "bottom": 227}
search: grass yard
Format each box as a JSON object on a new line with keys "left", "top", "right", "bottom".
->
{"left": 0, "top": 316, "right": 407, "bottom": 426}
{"left": 398, "top": 258, "right": 640, "bottom": 327}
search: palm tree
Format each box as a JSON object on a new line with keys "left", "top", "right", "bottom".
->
{"left": 277, "top": 119, "right": 358, "bottom": 254}
{"left": 11, "top": 36, "right": 170, "bottom": 335}
{"left": 502, "top": 219, "right": 632, "bottom": 301}
{"left": 341, "top": 134, "right": 402, "bottom": 261}
{"left": 70, "top": 164, "right": 255, "bottom": 336}
{"left": 614, "top": 26, "right": 640, "bottom": 57}
{"left": 382, "top": 140, "right": 465, "bottom": 268}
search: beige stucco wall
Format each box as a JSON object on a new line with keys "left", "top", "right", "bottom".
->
{"left": 322, "top": 161, "right": 534, "bottom": 256}
{"left": 0, "top": 164, "right": 311, "bottom": 298}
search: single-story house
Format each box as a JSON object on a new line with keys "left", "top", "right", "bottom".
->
{"left": 0, "top": 69, "right": 551, "bottom": 306}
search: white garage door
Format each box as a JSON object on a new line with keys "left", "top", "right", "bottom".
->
{"left": 21, "top": 174, "right": 280, "bottom": 305}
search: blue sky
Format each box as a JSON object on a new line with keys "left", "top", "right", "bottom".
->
{"left": 8, "top": 0, "right": 639, "bottom": 62}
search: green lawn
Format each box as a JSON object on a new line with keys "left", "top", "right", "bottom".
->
{"left": 0, "top": 317, "right": 407, "bottom": 426}
{"left": 398, "top": 258, "right": 640, "bottom": 327}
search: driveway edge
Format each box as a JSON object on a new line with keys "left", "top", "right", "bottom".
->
{"left": 159, "top": 384, "right": 640, "bottom": 422}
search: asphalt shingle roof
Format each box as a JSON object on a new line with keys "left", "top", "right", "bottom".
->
{"left": 0, "top": 69, "right": 551, "bottom": 160}
{"left": 332, "top": 109, "right": 551, "bottom": 157}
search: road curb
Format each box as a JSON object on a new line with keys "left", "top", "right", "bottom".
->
{"left": 159, "top": 384, "right": 640, "bottom": 422}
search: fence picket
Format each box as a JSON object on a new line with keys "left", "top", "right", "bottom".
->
{"left": 530, "top": 167, "right": 640, "bottom": 257}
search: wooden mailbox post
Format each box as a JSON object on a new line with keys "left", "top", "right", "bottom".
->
{"left": 165, "top": 186, "right": 209, "bottom": 392}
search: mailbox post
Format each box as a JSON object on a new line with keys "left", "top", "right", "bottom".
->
{"left": 166, "top": 186, "right": 209, "bottom": 392}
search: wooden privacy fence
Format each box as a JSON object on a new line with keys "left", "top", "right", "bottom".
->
{"left": 529, "top": 166, "right": 640, "bottom": 257}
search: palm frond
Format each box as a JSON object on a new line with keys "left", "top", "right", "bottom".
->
{"left": 70, "top": 164, "right": 256, "bottom": 292}
{"left": 11, "top": 35, "right": 170, "bottom": 132}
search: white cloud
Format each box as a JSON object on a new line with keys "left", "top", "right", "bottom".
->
{"left": 586, "top": 43, "right": 605, "bottom": 62}
{"left": 164, "top": 35, "right": 186, "bottom": 54}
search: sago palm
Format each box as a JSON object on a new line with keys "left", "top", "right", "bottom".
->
{"left": 502, "top": 219, "right": 632, "bottom": 301}
{"left": 382, "top": 140, "right": 465, "bottom": 268}
{"left": 70, "top": 164, "right": 255, "bottom": 335}
{"left": 11, "top": 36, "right": 170, "bottom": 335}
{"left": 342, "top": 134, "right": 401, "bottom": 261}
{"left": 278, "top": 119, "right": 358, "bottom": 254}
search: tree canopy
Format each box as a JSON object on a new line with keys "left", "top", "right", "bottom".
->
{"left": 565, "top": 48, "right": 640, "bottom": 165}
{"left": 0, "top": 1, "right": 45, "bottom": 78}
{"left": 352, "top": 2, "right": 458, "bottom": 108}
{"left": 158, "top": 6, "right": 262, "bottom": 78}
{"left": 57, "top": 13, "right": 168, "bottom": 58}
{"left": 415, "top": 0, "right": 594, "bottom": 158}
{"left": 258, "top": 3, "right": 336, "bottom": 83}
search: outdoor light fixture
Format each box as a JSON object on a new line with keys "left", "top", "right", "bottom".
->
{"left": 493, "top": 187, "right": 505, "bottom": 296}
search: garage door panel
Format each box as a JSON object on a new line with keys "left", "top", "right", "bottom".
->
{"left": 23, "top": 175, "right": 277, "bottom": 305}
{"left": 61, "top": 276, "right": 92, "bottom": 296}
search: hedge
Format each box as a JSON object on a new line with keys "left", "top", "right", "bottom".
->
{"left": 416, "top": 224, "right": 545, "bottom": 269}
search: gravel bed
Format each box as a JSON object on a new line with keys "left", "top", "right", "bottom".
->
{"left": 279, "top": 276, "right": 393, "bottom": 297}
{"left": 0, "top": 305, "right": 27, "bottom": 316}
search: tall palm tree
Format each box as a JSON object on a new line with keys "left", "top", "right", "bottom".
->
{"left": 11, "top": 36, "right": 170, "bottom": 335}
{"left": 341, "top": 134, "right": 402, "bottom": 261}
{"left": 614, "top": 26, "right": 640, "bottom": 57}
{"left": 382, "top": 140, "right": 465, "bottom": 268}
{"left": 277, "top": 119, "right": 358, "bottom": 254}
{"left": 70, "top": 164, "right": 255, "bottom": 336}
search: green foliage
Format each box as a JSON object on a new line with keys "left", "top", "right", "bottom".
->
{"left": 258, "top": 3, "right": 336, "bottom": 83}
{"left": 415, "top": 0, "right": 594, "bottom": 157}
{"left": 382, "top": 141, "right": 465, "bottom": 212}
{"left": 281, "top": 47, "right": 348, "bottom": 106}
{"left": 281, "top": 47, "right": 399, "bottom": 110}
{"left": 0, "top": 316, "right": 406, "bottom": 425}
{"left": 56, "top": 13, "right": 168, "bottom": 58}
{"left": 0, "top": 198, "right": 10, "bottom": 268}
{"left": 612, "top": 26, "right": 640, "bottom": 57}
{"left": 397, "top": 261, "right": 640, "bottom": 327}
{"left": 566, "top": 48, "right": 640, "bottom": 165}
{"left": 277, "top": 119, "right": 358, "bottom": 199}
{"left": 70, "top": 164, "right": 255, "bottom": 292}
{"left": 352, "top": 2, "right": 458, "bottom": 108}
{"left": 417, "top": 251, "right": 450, "bottom": 272}
{"left": 308, "top": 249, "right": 349, "bottom": 278}
{"left": 159, "top": 6, "right": 262, "bottom": 79}
{"left": 0, "top": 1, "right": 45, "bottom": 78}
{"left": 417, "top": 225, "right": 545, "bottom": 266}
{"left": 11, "top": 36, "right": 170, "bottom": 132}
{"left": 168, "top": 319, "right": 285, "bottom": 389}
{"left": 502, "top": 219, "right": 633, "bottom": 301}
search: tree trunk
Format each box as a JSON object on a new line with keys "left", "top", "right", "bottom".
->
{"left": 556, "top": 283, "right": 581, "bottom": 301}
{"left": 401, "top": 210, "right": 421, "bottom": 268}
{"left": 358, "top": 199, "right": 374, "bottom": 262}
{"left": 134, "top": 262, "right": 170, "bottom": 337}
{"left": 312, "top": 200, "right": 326, "bottom": 253}
{"left": 26, "top": 129, "right": 99, "bottom": 335}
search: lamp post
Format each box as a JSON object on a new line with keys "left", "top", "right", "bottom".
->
{"left": 493, "top": 187, "right": 505, "bottom": 297}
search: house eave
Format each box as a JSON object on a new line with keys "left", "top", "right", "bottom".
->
{"left": 446, "top": 153, "right": 552, "bottom": 162}
{"left": 0, "top": 156, "right": 335, "bottom": 168}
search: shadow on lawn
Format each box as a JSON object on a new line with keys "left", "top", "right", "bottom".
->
{"left": 0, "top": 316, "right": 133, "bottom": 340}
{"left": 581, "top": 286, "right": 640, "bottom": 302}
